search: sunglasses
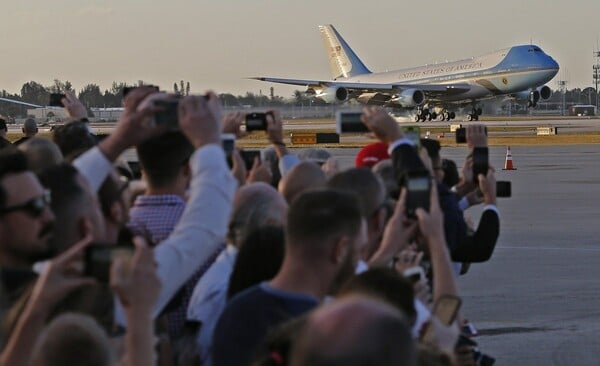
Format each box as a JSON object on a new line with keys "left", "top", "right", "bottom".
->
{"left": 0, "top": 190, "right": 51, "bottom": 218}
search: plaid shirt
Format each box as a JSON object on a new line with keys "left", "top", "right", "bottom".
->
{"left": 128, "top": 195, "right": 186, "bottom": 244}
{"left": 128, "top": 194, "right": 223, "bottom": 339}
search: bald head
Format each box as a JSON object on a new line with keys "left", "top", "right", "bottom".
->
{"left": 18, "top": 138, "right": 63, "bottom": 174}
{"left": 228, "top": 182, "right": 288, "bottom": 247}
{"left": 278, "top": 162, "right": 326, "bottom": 205}
{"left": 328, "top": 168, "right": 385, "bottom": 217}
{"left": 31, "top": 313, "right": 114, "bottom": 366}
{"left": 290, "top": 297, "right": 416, "bottom": 366}
{"left": 23, "top": 119, "right": 38, "bottom": 136}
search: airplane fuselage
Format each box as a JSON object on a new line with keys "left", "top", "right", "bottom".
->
{"left": 340, "top": 45, "right": 559, "bottom": 103}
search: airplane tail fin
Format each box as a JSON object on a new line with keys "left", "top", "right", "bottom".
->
{"left": 319, "top": 24, "right": 371, "bottom": 79}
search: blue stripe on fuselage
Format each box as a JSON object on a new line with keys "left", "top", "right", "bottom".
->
{"left": 395, "top": 45, "right": 559, "bottom": 87}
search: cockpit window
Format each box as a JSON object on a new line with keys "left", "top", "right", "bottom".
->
{"left": 528, "top": 46, "right": 542, "bottom": 52}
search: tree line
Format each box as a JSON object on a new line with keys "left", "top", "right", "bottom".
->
{"left": 0, "top": 80, "right": 325, "bottom": 118}
{"left": 1, "top": 79, "right": 598, "bottom": 118}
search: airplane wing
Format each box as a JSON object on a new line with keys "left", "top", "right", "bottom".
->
{"left": 252, "top": 77, "right": 471, "bottom": 96}
{"left": 0, "top": 97, "right": 43, "bottom": 108}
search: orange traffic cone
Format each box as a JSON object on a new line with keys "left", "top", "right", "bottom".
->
{"left": 503, "top": 146, "right": 517, "bottom": 170}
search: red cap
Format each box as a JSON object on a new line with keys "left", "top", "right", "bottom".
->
{"left": 355, "top": 142, "right": 390, "bottom": 168}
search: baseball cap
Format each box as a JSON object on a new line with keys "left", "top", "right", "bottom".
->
{"left": 355, "top": 142, "right": 390, "bottom": 167}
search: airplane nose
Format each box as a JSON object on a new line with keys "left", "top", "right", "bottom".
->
{"left": 547, "top": 56, "right": 559, "bottom": 71}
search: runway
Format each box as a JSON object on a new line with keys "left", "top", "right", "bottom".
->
{"left": 282, "top": 117, "right": 600, "bottom": 134}
{"left": 320, "top": 145, "right": 600, "bottom": 366}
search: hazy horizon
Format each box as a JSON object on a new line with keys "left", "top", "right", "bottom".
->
{"left": 2, "top": 0, "right": 599, "bottom": 98}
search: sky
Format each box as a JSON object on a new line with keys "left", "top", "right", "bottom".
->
{"left": 1, "top": 0, "right": 599, "bottom": 99}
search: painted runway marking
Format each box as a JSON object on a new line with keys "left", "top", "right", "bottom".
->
{"left": 498, "top": 246, "right": 600, "bottom": 252}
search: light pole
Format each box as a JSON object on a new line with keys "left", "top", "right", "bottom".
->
{"left": 557, "top": 80, "right": 567, "bottom": 116}
{"left": 593, "top": 60, "right": 599, "bottom": 112}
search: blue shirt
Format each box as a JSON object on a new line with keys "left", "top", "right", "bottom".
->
{"left": 211, "top": 282, "right": 319, "bottom": 366}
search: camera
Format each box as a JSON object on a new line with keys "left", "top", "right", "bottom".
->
{"left": 455, "top": 127, "right": 487, "bottom": 144}
{"left": 336, "top": 110, "right": 369, "bottom": 133}
{"left": 49, "top": 93, "right": 66, "bottom": 107}
{"left": 245, "top": 112, "right": 272, "bottom": 131}
{"left": 153, "top": 98, "right": 181, "bottom": 130}
{"left": 122, "top": 85, "right": 159, "bottom": 98}
{"left": 405, "top": 170, "right": 431, "bottom": 219}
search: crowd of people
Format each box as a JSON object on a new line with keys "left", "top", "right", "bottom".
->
{"left": 0, "top": 88, "right": 500, "bottom": 366}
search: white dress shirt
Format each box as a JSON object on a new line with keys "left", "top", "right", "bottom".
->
{"left": 187, "top": 244, "right": 238, "bottom": 366}
{"left": 75, "top": 144, "right": 237, "bottom": 321}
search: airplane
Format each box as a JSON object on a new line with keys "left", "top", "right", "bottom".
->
{"left": 0, "top": 98, "right": 45, "bottom": 108}
{"left": 253, "top": 24, "right": 560, "bottom": 121}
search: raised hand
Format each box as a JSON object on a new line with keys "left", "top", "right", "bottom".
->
{"left": 61, "top": 91, "right": 88, "bottom": 120}
{"left": 178, "top": 92, "right": 222, "bottom": 149}
{"left": 360, "top": 107, "right": 403, "bottom": 143}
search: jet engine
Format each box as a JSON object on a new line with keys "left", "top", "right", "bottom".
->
{"left": 514, "top": 86, "right": 551, "bottom": 108}
{"left": 537, "top": 85, "right": 552, "bottom": 101}
{"left": 315, "top": 86, "right": 348, "bottom": 103}
{"left": 390, "top": 89, "right": 425, "bottom": 108}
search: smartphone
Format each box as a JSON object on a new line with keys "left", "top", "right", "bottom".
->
{"left": 496, "top": 181, "right": 511, "bottom": 197}
{"left": 455, "top": 127, "right": 487, "bottom": 144}
{"left": 84, "top": 242, "right": 135, "bottom": 283}
{"left": 402, "top": 126, "right": 421, "bottom": 149}
{"left": 245, "top": 112, "right": 271, "bottom": 131}
{"left": 127, "top": 161, "right": 142, "bottom": 180}
{"left": 421, "top": 295, "right": 462, "bottom": 343}
{"left": 406, "top": 171, "right": 431, "bottom": 218}
{"left": 222, "top": 133, "right": 235, "bottom": 159}
{"left": 240, "top": 150, "right": 261, "bottom": 171}
{"left": 153, "top": 99, "right": 180, "bottom": 130}
{"left": 49, "top": 93, "right": 66, "bottom": 107}
{"left": 336, "top": 110, "right": 369, "bottom": 133}
{"left": 403, "top": 266, "right": 425, "bottom": 284}
{"left": 123, "top": 85, "right": 159, "bottom": 98}
{"left": 472, "top": 147, "right": 489, "bottom": 183}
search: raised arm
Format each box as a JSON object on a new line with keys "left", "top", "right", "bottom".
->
{"left": 150, "top": 93, "right": 237, "bottom": 316}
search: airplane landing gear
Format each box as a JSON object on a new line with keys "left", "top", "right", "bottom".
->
{"left": 467, "top": 107, "right": 482, "bottom": 121}
{"left": 416, "top": 108, "right": 456, "bottom": 122}
{"left": 437, "top": 109, "right": 456, "bottom": 121}
{"left": 415, "top": 108, "right": 431, "bottom": 122}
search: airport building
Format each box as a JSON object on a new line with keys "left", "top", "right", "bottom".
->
{"left": 569, "top": 104, "right": 596, "bottom": 116}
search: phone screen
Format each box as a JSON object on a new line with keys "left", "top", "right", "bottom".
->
{"left": 472, "top": 147, "right": 489, "bottom": 183}
{"left": 49, "top": 93, "right": 66, "bottom": 107}
{"left": 496, "top": 181, "right": 511, "bottom": 197}
{"left": 402, "top": 126, "right": 421, "bottom": 148}
{"left": 153, "top": 99, "right": 180, "bottom": 130}
{"left": 336, "top": 111, "right": 369, "bottom": 133}
{"left": 245, "top": 113, "right": 268, "bottom": 131}
{"left": 406, "top": 173, "right": 431, "bottom": 218}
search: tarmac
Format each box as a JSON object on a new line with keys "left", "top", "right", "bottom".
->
{"left": 322, "top": 145, "right": 600, "bottom": 366}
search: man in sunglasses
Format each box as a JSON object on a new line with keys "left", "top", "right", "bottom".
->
{"left": 0, "top": 149, "right": 55, "bottom": 311}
